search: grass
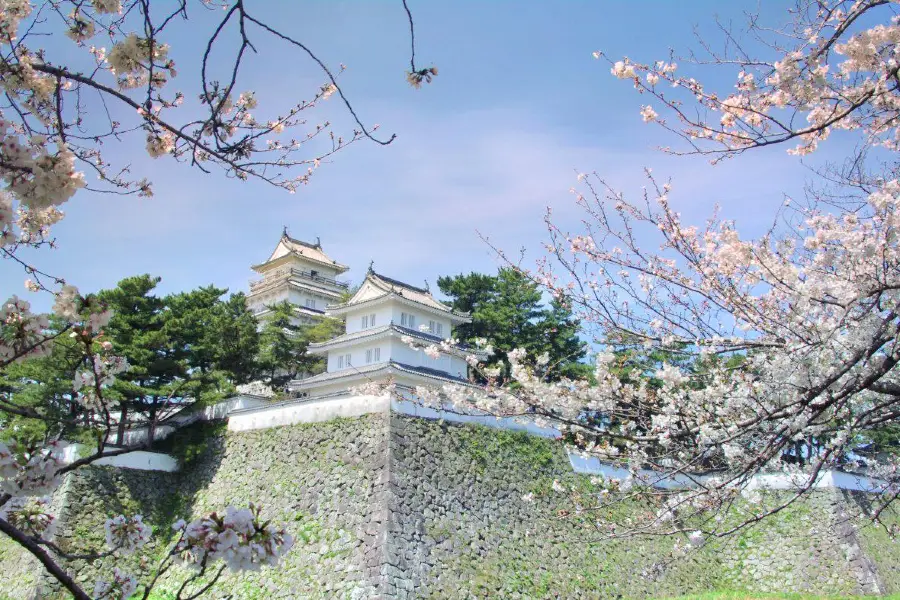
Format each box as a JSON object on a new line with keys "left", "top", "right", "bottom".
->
{"left": 658, "top": 593, "right": 900, "bottom": 600}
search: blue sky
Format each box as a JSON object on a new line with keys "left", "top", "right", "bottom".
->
{"left": 4, "top": 0, "right": 837, "bottom": 309}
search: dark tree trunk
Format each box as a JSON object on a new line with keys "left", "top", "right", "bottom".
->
{"left": 116, "top": 403, "right": 128, "bottom": 446}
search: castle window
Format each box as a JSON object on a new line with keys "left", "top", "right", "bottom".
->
{"left": 306, "top": 298, "right": 315, "bottom": 309}
{"left": 361, "top": 315, "right": 368, "bottom": 329}
{"left": 370, "top": 313, "right": 376, "bottom": 327}
{"left": 366, "top": 347, "right": 382, "bottom": 364}
{"left": 401, "top": 312, "right": 415, "bottom": 329}
{"left": 429, "top": 320, "right": 443, "bottom": 336}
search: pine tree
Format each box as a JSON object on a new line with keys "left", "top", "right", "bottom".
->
{"left": 438, "top": 268, "right": 587, "bottom": 380}
{"left": 256, "top": 301, "right": 308, "bottom": 390}
{"left": 98, "top": 275, "right": 184, "bottom": 444}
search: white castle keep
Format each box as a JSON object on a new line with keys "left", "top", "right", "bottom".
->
{"left": 247, "top": 232, "right": 481, "bottom": 400}
{"left": 247, "top": 229, "right": 350, "bottom": 325}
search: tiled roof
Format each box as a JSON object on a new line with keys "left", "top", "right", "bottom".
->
{"left": 368, "top": 271, "right": 456, "bottom": 314}
{"left": 282, "top": 234, "right": 348, "bottom": 271}
{"left": 327, "top": 271, "right": 470, "bottom": 322}
{"left": 290, "top": 360, "right": 474, "bottom": 388}
{"left": 392, "top": 361, "right": 471, "bottom": 385}
{"left": 306, "top": 323, "right": 484, "bottom": 357}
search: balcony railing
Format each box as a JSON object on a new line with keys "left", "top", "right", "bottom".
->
{"left": 250, "top": 267, "right": 349, "bottom": 294}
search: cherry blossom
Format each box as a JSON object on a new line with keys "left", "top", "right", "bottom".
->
{"left": 93, "top": 568, "right": 137, "bottom": 600}
{"left": 600, "top": 0, "right": 900, "bottom": 160}
{"left": 172, "top": 504, "right": 294, "bottom": 572}
{"left": 104, "top": 514, "right": 152, "bottom": 555}
{"left": 0, "top": 441, "right": 63, "bottom": 497}
{"left": 394, "top": 0, "right": 900, "bottom": 543}
{"left": 0, "top": 497, "right": 56, "bottom": 538}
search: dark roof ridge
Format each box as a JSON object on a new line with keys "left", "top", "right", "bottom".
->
{"left": 371, "top": 270, "right": 429, "bottom": 295}
{"left": 283, "top": 232, "right": 322, "bottom": 250}
{"left": 391, "top": 361, "right": 471, "bottom": 385}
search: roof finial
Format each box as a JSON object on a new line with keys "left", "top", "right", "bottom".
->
{"left": 315, "top": 236, "right": 321, "bottom": 247}
{"left": 282, "top": 225, "right": 289, "bottom": 238}
{"left": 424, "top": 279, "right": 430, "bottom": 293}
{"left": 368, "top": 260, "right": 375, "bottom": 274}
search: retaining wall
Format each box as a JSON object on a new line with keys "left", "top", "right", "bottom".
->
{"left": 1, "top": 411, "right": 898, "bottom": 599}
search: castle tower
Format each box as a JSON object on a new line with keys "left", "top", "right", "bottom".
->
{"left": 247, "top": 230, "right": 349, "bottom": 325}
{"left": 289, "top": 267, "right": 483, "bottom": 399}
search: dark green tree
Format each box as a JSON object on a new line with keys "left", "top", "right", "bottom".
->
{"left": 256, "top": 301, "right": 346, "bottom": 390}
{"left": 437, "top": 268, "right": 588, "bottom": 380}
{"left": 98, "top": 275, "right": 185, "bottom": 444}
{"left": 163, "top": 287, "right": 260, "bottom": 384}
{"left": 0, "top": 316, "right": 89, "bottom": 447}
{"left": 256, "top": 301, "right": 308, "bottom": 390}
{"left": 211, "top": 292, "right": 260, "bottom": 385}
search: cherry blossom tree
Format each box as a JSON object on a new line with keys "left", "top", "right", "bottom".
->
{"left": 0, "top": 0, "right": 432, "bottom": 597}
{"left": 401, "top": 0, "right": 900, "bottom": 545}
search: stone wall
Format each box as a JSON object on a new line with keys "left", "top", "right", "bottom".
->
{"left": 156, "top": 414, "right": 391, "bottom": 599}
{"left": 1, "top": 413, "right": 899, "bottom": 599}
{"left": 32, "top": 465, "right": 180, "bottom": 599}
{"left": 382, "top": 414, "right": 900, "bottom": 599}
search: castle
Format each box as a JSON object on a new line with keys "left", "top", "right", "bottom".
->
{"left": 247, "top": 230, "right": 350, "bottom": 325}
{"left": 247, "top": 231, "right": 482, "bottom": 402}
{"left": 1, "top": 233, "right": 898, "bottom": 599}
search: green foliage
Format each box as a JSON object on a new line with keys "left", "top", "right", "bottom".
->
{"left": 451, "top": 422, "right": 560, "bottom": 475}
{"left": 256, "top": 301, "right": 342, "bottom": 389}
{"left": 163, "top": 287, "right": 260, "bottom": 385}
{"left": 151, "top": 419, "right": 226, "bottom": 470}
{"left": 437, "top": 268, "right": 588, "bottom": 380}
{"left": 0, "top": 274, "right": 261, "bottom": 448}
{"left": 97, "top": 275, "right": 264, "bottom": 441}
{"left": 0, "top": 315, "right": 96, "bottom": 448}
{"left": 657, "top": 594, "right": 900, "bottom": 600}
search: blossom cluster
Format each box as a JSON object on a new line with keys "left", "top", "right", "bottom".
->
{"left": 74, "top": 353, "right": 129, "bottom": 410}
{"left": 0, "top": 296, "right": 51, "bottom": 362}
{"left": 602, "top": 2, "right": 900, "bottom": 157}
{"left": 172, "top": 505, "right": 294, "bottom": 572}
{"left": 93, "top": 567, "right": 137, "bottom": 600}
{"left": 0, "top": 120, "right": 85, "bottom": 244}
{"left": 0, "top": 497, "right": 56, "bottom": 538}
{"left": 0, "top": 440, "right": 63, "bottom": 497}
{"left": 235, "top": 380, "right": 276, "bottom": 398}
{"left": 104, "top": 514, "right": 152, "bottom": 555}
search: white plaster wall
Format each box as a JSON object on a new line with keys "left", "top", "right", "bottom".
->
{"left": 388, "top": 338, "right": 457, "bottom": 374}
{"left": 388, "top": 338, "right": 420, "bottom": 365}
{"left": 392, "top": 398, "right": 560, "bottom": 436}
{"left": 56, "top": 444, "right": 178, "bottom": 472}
{"left": 308, "top": 264, "right": 341, "bottom": 280}
{"left": 568, "top": 451, "right": 888, "bottom": 493}
{"left": 448, "top": 355, "right": 469, "bottom": 379}
{"left": 247, "top": 287, "right": 289, "bottom": 313}
{"left": 327, "top": 348, "right": 357, "bottom": 371}
{"left": 228, "top": 394, "right": 390, "bottom": 431}
{"left": 344, "top": 306, "right": 394, "bottom": 334}
{"left": 287, "top": 287, "right": 335, "bottom": 311}
{"left": 94, "top": 451, "right": 179, "bottom": 472}
{"left": 389, "top": 305, "right": 451, "bottom": 337}
{"left": 103, "top": 396, "right": 270, "bottom": 447}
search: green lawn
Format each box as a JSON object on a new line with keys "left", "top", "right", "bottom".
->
{"left": 661, "top": 593, "right": 900, "bottom": 600}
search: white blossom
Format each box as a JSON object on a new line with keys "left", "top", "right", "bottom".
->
{"left": 104, "top": 514, "right": 152, "bottom": 554}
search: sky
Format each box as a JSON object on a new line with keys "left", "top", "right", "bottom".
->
{"left": 2, "top": 0, "right": 842, "bottom": 310}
